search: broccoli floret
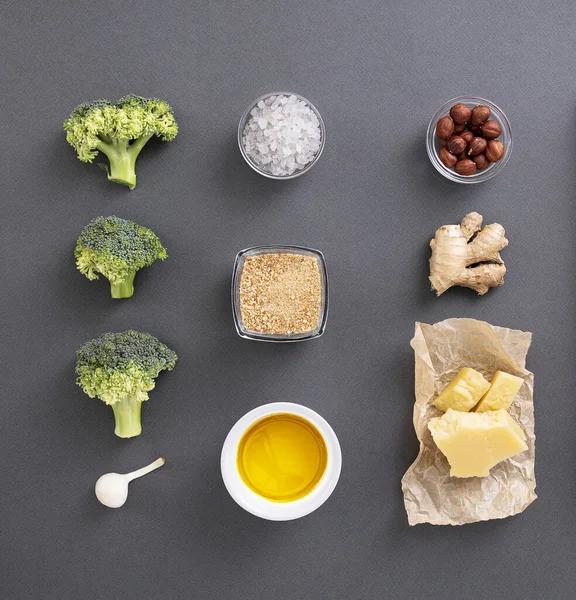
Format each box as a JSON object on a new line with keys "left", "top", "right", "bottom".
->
{"left": 75, "top": 215, "right": 167, "bottom": 299}
{"left": 63, "top": 95, "right": 178, "bottom": 189}
{"left": 76, "top": 330, "right": 178, "bottom": 438}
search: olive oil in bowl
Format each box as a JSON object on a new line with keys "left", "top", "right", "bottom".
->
{"left": 237, "top": 413, "right": 328, "bottom": 502}
{"left": 221, "top": 402, "right": 341, "bottom": 520}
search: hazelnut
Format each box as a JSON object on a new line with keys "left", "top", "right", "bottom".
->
{"left": 439, "top": 138, "right": 447, "bottom": 148}
{"left": 460, "top": 130, "right": 474, "bottom": 144}
{"left": 450, "top": 103, "right": 471, "bottom": 124}
{"left": 446, "top": 136, "right": 467, "bottom": 154}
{"left": 453, "top": 122, "right": 467, "bottom": 133}
{"left": 468, "top": 137, "right": 487, "bottom": 156}
{"left": 472, "top": 154, "right": 489, "bottom": 170}
{"left": 485, "top": 140, "right": 505, "bottom": 162}
{"left": 436, "top": 116, "right": 454, "bottom": 139}
{"left": 455, "top": 159, "right": 477, "bottom": 176}
{"left": 480, "top": 120, "right": 502, "bottom": 139}
{"left": 471, "top": 104, "right": 491, "bottom": 126}
{"left": 457, "top": 152, "right": 467, "bottom": 161}
{"left": 439, "top": 147, "right": 458, "bottom": 168}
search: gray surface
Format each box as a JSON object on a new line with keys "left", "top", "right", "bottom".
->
{"left": 1, "top": 0, "right": 575, "bottom": 598}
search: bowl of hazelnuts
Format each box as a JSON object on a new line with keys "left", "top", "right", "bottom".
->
{"left": 426, "top": 96, "right": 512, "bottom": 183}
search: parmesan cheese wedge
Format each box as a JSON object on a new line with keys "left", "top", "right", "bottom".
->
{"left": 428, "top": 409, "right": 528, "bottom": 478}
{"left": 432, "top": 367, "right": 491, "bottom": 413}
{"left": 474, "top": 370, "right": 524, "bottom": 412}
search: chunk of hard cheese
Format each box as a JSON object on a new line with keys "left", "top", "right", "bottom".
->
{"left": 432, "top": 368, "right": 491, "bottom": 413}
{"left": 474, "top": 370, "right": 524, "bottom": 413}
{"left": 428, "top": 409, "right": 528, "bottom": 478}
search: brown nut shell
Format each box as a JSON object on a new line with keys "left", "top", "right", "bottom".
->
{"left": 439, "top": 147, "right": 458, "bottom": 168}
{"left": 453, "top": 122, "right": 467, "bottom": 133}
{"left": 436, "top": 116, "right": 454, "bottom": 139}
{"left": 468, "top": 137, "right": 487, "bottom": 156}
{"left": 485, "top": 140, "right": 505, "bottom": 162}
{"left": 460, "top": 130, "right": 474, "bottom": 144}
{"left": 455, "top": 159, "right": 477, "bottom": 176}
{"left": 450, "top": 103, "right": 472, "bottom": 124}
{"left": 470, "top": 104, "right": 491, "bottom": 126}
{"left": 446, "top": 136, "right": 467, "bottom": 154}
{"left": 480, "top": 120, "right": 502, "bottom": 139}
{"left": 472, "top": 154, "right": 489, "bottom": 170}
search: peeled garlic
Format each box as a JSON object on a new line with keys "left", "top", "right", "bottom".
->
{"left": 95, "top": 457, "right": 165, "bottom": 508}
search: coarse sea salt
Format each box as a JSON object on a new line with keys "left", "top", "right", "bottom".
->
{"left": 242, "top": 94, "right": 322, "bottom": 177}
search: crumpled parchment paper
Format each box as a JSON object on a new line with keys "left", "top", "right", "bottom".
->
{"left": 401, "top": 318, "right": 536, "bottom": 526}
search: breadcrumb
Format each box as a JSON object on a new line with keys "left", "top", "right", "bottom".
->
{"left": 240, "top": 253, "right": 322, "bottom": 334}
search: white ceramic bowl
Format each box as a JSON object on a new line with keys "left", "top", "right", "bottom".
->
{"left": 221, "top": 402, "right": 342, "bottom": 521}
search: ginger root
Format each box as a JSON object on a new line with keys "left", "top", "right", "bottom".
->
{"left": 429, "top": 212, "right": 508, "bottom": 296}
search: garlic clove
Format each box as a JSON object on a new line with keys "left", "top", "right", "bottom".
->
{"left": 95, "top": 473, "right": 129, "bottom": 508}
{"left": 95, "top": 458, "right": 165, "bottom": 509}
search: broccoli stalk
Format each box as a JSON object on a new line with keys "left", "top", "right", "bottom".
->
{"left": 76, "top": 330, "right": 178, "bottom": 438}
{"left": 111, "top": 396, "right": 143, "bottom": 438}
{"left": 110, "top": 271, "right": 136, "bottom": 299}
{"left": 96, "top": 134, "right": 153, "bottom": 190}
{"left": 64, "top": 95, "right": 178, "bottom": 190}
{"left": 75, "top": 216, "right": 167, "bottom": 299}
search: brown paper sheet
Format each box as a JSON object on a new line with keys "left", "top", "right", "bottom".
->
{"left": 401, "top": 318, "right": 536, "bottom": 526}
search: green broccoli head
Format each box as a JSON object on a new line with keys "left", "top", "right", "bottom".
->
{"left": 76, "top": 330, "right": 178, "bottom": 438}
{"left": 63, "top": 95, "right": 178, "bottom": 189}
{"left": 75, "top": 216, "right": 167, "bottom": 299}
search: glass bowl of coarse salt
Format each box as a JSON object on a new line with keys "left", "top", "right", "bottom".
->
{"left": 238, "top": 92, "right": 326, "bottom": 179}
{"left": 232, "top": 246, "right": 329, "bottom": 342}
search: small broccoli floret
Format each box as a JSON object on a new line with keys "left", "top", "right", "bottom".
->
{"left": 75, "top": 216, "right": 167, "bottom": 299}
{"left": 63, "top": 95, "right": 178, "bottom": 189}
{"left": 76, "top": 330, "right": 178, "bottom": 438}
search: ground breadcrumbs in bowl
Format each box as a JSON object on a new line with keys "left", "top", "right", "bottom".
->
{"left": 239, "top": 253, "right": 322, "bottom": 335}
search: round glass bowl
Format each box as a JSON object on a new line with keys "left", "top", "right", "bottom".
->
{"left": 426, "top": 96, "right": 512, "bottom": 184}
{"left": 238, "top": 92, "right": 326, "bottom": 180}
{"left": 232, "top": 245, "right": 328, "bottom": 342}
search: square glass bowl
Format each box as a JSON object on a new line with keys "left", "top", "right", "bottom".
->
{"left": 232, "top": 246, "right": 328, "bottom": 342}
{"left": 238, "top": 91, "right": 326, "bottom": 180}
{"left": 426, "top": 96, "right": 513, "bottom": 184}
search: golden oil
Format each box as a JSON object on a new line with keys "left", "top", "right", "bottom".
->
{"left": 237, "top": 413, "right": 328, "bottom": 502}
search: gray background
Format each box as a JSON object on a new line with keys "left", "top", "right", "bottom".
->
{"left": 1, "top": 0, "right": 575, "bottom": 598}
